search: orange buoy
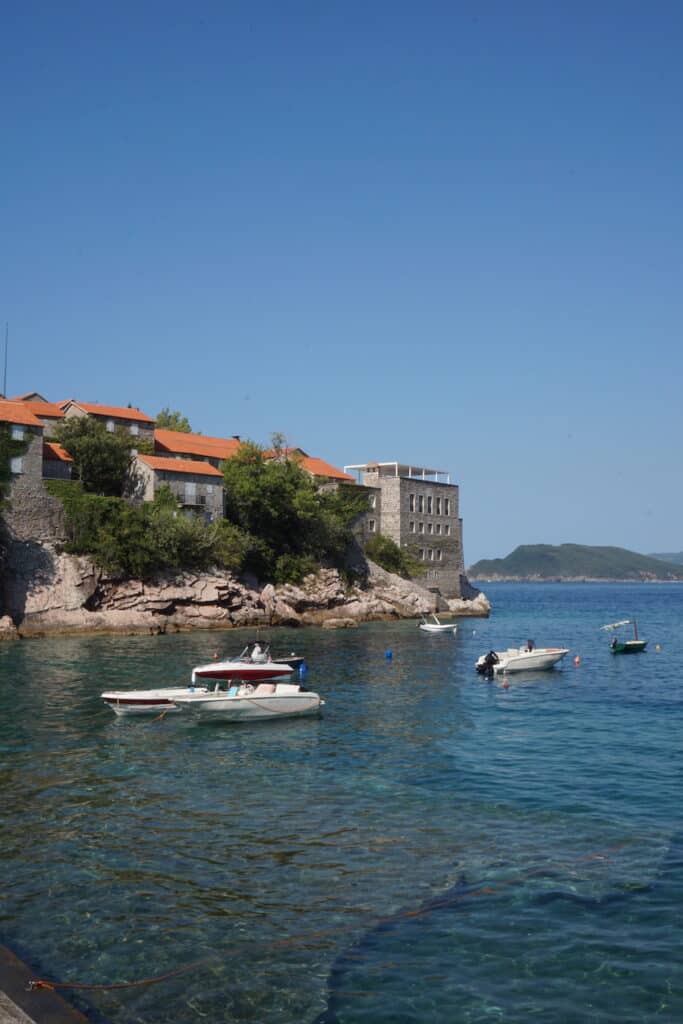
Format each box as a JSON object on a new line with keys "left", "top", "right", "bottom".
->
{"left": 502, "top": 679, "right": 510, "bottom": 690}
{"left": 573, "top": 655, "right": 581, "bottom": 665}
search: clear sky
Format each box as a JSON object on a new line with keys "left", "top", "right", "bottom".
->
{"left": 4, "top": 2, "right": 682, "bottom": 565}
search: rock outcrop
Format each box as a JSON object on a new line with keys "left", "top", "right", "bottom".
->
{"left": 1, "top": 540, "right": 489, "bottom": 639}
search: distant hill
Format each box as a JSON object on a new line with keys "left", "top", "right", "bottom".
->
{"left": 649, "top": 552, "right": 683, "bottom": 566}
{"left": 468, "top": 544, "right": 683, "bottom": 581}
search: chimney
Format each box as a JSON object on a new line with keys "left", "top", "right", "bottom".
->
{"left": 232, "top": 435, "right": 241, "bottom": 441}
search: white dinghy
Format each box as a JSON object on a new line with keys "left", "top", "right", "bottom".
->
{"left": 419, "top": 614, "right": 458, "bottom": 635}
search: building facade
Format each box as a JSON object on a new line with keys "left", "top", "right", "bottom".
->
{"left": 344, "top": 461, "right": 468, "bottom": 599}
{"left": 127, "top": 454, "right": 224, "bottom": 522}
{"left": 61, "top": 401, "right": 155, "bottom": 444}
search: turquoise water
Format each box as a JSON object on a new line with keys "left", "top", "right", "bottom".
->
{"left": 1, "top": 582, "right": 682, "bottom": 1023}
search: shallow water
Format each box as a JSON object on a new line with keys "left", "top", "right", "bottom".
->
{"left": 1, "top": 583, "right": 682, "bottom": 1023}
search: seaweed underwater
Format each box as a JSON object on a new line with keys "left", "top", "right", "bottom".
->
{"left": 312, "top": 830, "right": 683, "bottom": 1023}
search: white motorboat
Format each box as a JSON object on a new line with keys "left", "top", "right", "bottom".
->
{"left": 175, "top": 681, "right": 323, "bottom": 723}
{"left": 475, "top": 646, "right": 569, "bottom": 675}
{"left": 419, "top": 614, "right": 457, "bottom": 634}
{"left": 101, "top": 685, "right": 209, "bottom": 716}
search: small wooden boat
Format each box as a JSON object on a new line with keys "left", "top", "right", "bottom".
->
{"left": 419, "top": 614, "right": 457, "bottom": 634}
{"left": 601, "top": 619, "right": 647, "bottom": 654}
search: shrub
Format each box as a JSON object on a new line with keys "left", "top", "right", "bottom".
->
{"left": 365, "top": 534, "right": 421, "bottom": 579}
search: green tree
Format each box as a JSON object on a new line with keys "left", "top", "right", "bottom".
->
{"left": 222, "top": 442, "right": 368, "bottom": 582}
{"left": 365, "top": 534, "right": 421, "bottom": 579}
{"left": 53, "top": 417, "right": 134, "bottom": 496}
{"left": 156, "top": 408, "right": 193, "bottom": 432}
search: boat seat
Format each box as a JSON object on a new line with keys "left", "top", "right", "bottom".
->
{"left": 252, "top": 683, "right": 276, "bottom": 696}
{"left": 228, "top": 685, "right": 240, "bottom": 696}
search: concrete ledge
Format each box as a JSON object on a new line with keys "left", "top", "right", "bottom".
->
{"left": 0, "top": 946, "right": 88, "bottom": 1024}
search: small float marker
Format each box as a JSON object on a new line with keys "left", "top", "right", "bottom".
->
{"left": 574, "top": 655, "right": 581, "bottom": 665}
{"left": 385, "top": 650, "right": 393, "bottom": 660}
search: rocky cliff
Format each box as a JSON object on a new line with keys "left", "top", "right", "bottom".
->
{"left": 0, "top": 539, "right": 489, "bottom": 640}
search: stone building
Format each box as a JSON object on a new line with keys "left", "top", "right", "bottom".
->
{"left": 42, "top": 441, "right": 73, "bottom": 480}
{"left": 127, "top": 454, "right": 224, "bottom": 522}
{"left": 9, "top": 393, "right": 66, "bottom": 437}
{"left": 343, "top": 460, "right": 470, "bottom": 599}
{"left": 60, "top": 400, "right": 155, "bottom": 444}
{"left": 0, "top": 401, "right": 44, "bottom": 484}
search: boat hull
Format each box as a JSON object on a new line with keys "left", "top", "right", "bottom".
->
{"left": 101, "top": 686, "right": 209, "bottom": 716}
{"left": 175, "top": 691, "right": 323, "bottom": 722}
{"left": 419, "top": 624, "right": 457, "bottom": 634}
{"left": 610, "top": 640, "right": 647, "bottom": 654}
{"left": 191, "top": 660, "right": 294, "bottom": 683}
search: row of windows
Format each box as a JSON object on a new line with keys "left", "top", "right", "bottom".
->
{"left": 106, "top": 419, "right": 140, "bottom": 435}
{"left": 409, "top": 521, "right": 450, "bottom": 536}
{"left": 418, "top": 548, "right": 443, "bottom": 561}
{"left": 409, "top": 494, "right": 451, "bottom": 516}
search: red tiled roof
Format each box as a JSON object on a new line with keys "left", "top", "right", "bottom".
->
{"left": 154, "top": 429, "right": 241, "bottom": 460}
{"left": 263, "top": 447, "right": 354, "bottom": 481}
{"left": 43, "top": 441, "right": 73, "bottom": 462}
{"left": 64, "top": 401, "right": 155, "bottom": 423}
{"left": 0, "top": 400, "right": 44, "bottom": 428}
{"left": 137, "top": 454, "right": 223, "bottom": 478}
{"left": 299, "top": 456, "right": 355, "bottom": 481}
{"left": 14, "top": 399, "right": 65, "bottom": 420}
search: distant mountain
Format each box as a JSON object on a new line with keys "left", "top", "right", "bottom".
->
{"left": 649, "top": 552, "right": 683, "bottom": 566}
{"left": 468, "top": 544, "right": 683, "bottom": 581}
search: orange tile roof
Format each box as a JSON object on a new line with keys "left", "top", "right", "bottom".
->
{"left": 299, "top": 456, "right": 355, "bottom": 481}
{"left": 154, "top": 429, "right": 242, "bottom": 460}
{"left": 14, "top": 399, "right": 65, "bottom": 420}
{"left": 263, "top": 447, "right": 354, "bottom": 481}
{"left": 0, "top": 400, "right": 44, "bottom": 428}
{"left": 64, "top": 401, "right": 155, "bottom": 423}
{"left": 137, "top": 454, "right": 223, "bottom": 478}
{"left": 43, "top": 441, "right": 73, "bottom": 462}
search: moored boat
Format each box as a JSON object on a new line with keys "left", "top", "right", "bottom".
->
{"left": 475, "top": 645, "right": 569, "bottom": 674}
{"left": 419, "top": 614, "right": 457, "bottom": 634}
{"left": 101, "top": 685, "right": 209, "bottom": 716}
{"left": 191, "top": 654, "right": 295, "bottom": 685}
{"left": 601, "top": 619, "right": 647, "bottom": 654}
{"left": 175, "top": 681, "right": 323, "bottom": 722}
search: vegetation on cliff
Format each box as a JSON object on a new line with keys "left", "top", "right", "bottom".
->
{"left": 469, "top": 544, "right": 683, "bottom": 581}
{"left": 364, "top": 534, "right": 421, "bottom": 579}
{"left": 45, "top": 443, "right": 368, "bottom": 584}
{"left": 0, "top": 425, "right": 29, "bottom": 507}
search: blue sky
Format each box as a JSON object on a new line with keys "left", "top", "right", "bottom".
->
{"left": 4, "top": 2, "right": 682, "bottom": 564}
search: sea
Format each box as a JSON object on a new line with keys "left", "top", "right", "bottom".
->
{"left": 1, "top": 582, "right": 682, "bottom": 1024}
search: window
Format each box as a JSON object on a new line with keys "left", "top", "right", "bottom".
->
{"left": 130, "top": 423, "right": 139, "bottom": 436}
{"left": 427, "top": 496, "right": 432, "bottom": 514}
{"left": 418, "top": 522, "right": 424, "bottom": 534}
{"left": 437, "top": 549, "right": 442, "bottom": 560}
{"left": 444, "top": 524, "right": 450, "bottom": 536}
{"left": 199, "top": 495, "right": 206, "bottom": 506}
{"left": 130, "top": 448, "right": 138, "bottom": 456}
{"left": 106, "top": 419, "right": 115, "bottom": 432}
{"left": 428, "top": 548, "right": 434, "bottom": 560}
{"left": 409, "top": 521, "right": 415, "bottom": 533}
{"left": 444, "top": 498, "right": 450, "bottom": 515}
{"left": 369, "top": 519, "right": 376, "bottom": 532}
{"left": 436, "top": 496, "right": 441, "bottom": 515}
{"left": 11, "top": 425, "right": 24, "bottom": 441}
{"left": 418, "top": 548, "right": 425, "bottom": 560}
{"left": 409, "top": 493, "right": 415, "bottom": 512}
{"left": 435, "top": 523, "right": 441, "bottom": 535}
{"left": 427, "top": 523, "right": 433, "bottom": 534}
{"left": 10, "top": 456, "right": 23, "bottom": 474}
{"left": 369, "top": 493, "right": 377, "bottom": 509}
{"left": 418, "top": 495, "right": 424, "bottom": 513}
{"left": 185, "top": 482, "right": 197, "bottom": 503}
{"left": 207, "top": 485, "right": 213, "bottom": 494}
